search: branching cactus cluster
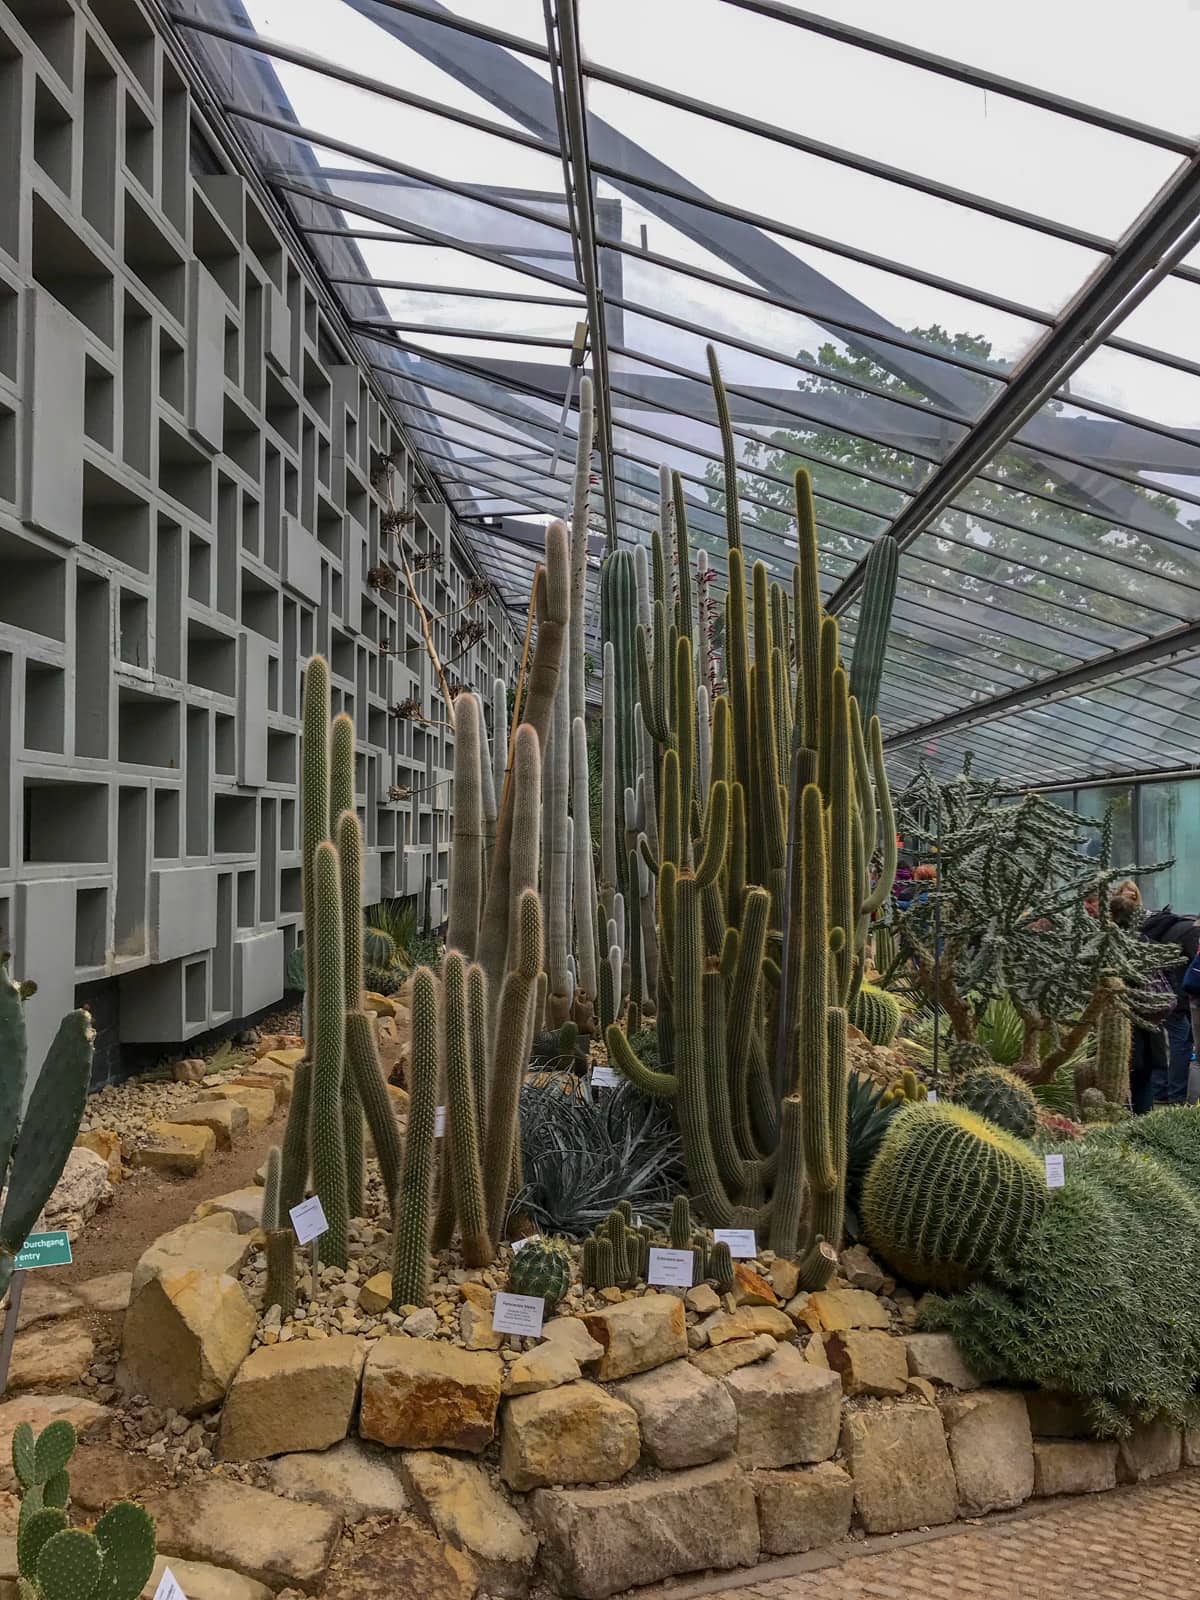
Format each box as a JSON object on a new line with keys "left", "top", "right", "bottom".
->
{"left": 605, "top": 347, "right": 898, "bottom": 1288}
{"left": 0, "top": 958, "right": 95, "bottom": 1300}
{"left": 277, "top": 656, "right": 404, "bottom": 1277}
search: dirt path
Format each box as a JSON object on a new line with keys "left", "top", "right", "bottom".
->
{"left": 59, "top": 1117, "right": 284, "bottom": 1287}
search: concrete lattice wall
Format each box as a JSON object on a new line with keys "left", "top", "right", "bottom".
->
{"left": 0, "top": 0, "right": 518, "bottom": 1082}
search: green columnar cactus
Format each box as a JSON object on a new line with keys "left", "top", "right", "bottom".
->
{"left": 509, "top": 1236, "right": 571, "bottom": 1309}
{"left": 571, "top": 715, "right": 599, "bottom": 1003}
{"left": 329, "top": 712, "right": 355, "bottom": 835}
{"left": 301, "top": 657, "right": 331, "bottom": 1031}
{"left": 310, "top": 842, "right": 349, "bottom": 1269}
{"left": 0, "top": 957, "right": 95, "bottom": 1301}
{"left": 607, "top": 1212, "right": 631, "bottom": 1285}
{"left": 1095, "top": 979, "right": 1132, "bottom": 1106}
{"left": 446, "top": 691, "right": 484, "bottom": 959}
{"left": 476, "top": 521, "right": 567, "bottom": 1004}
{"left": 278, "top": 1057, "right": 312, "bottom": 1220}
{"left": 345, "top": 1011, "right": 402, "bottom": 1213}
{"left": 669, "top": 1194, "right": 692, "bottom": 1250}
{"left": 261, "top": 1146, "right": 296, "bottom": 1319}
{"left": 568, "top": 375, "right": 595, "bottom": 730}
{"left": 708, "top": 1239, "right": 735, "bottom": 1292}
{"left": 505, "top": 725, "right": 543, "bottom": 981}
{"left": 336, "top": 810, "right": 365, "bottom": 1219}
{"left": 544, "top": 647, "right": 573, "bottom": 1027}
{"left": 392, "top": 967, "right": 439, "bottom": 1309}
{"left": 600, "top": 640, "right": 618, "bottom": 915}
{"left": 482, "top": 889, "right": 543, "bottom": 1247}
{"left": 848, "top": 535, "right": 899, "bottom": 726}
{"left": 589, "top": 1235, "right": 616, "bottom": 1290}
{"left": 850, "top": 984, "right": 902, "bottom": 1047}
{"left": 752, "top": 560, "right": 786, "bottom": 910}
{"left": 441, "top": 952, "right": 492, "bottom": 1267}
{"left": 954, "top": 1065, "right": 1038, "bottom": 1140}
{"left": 862, "top": 1101, "right": 1047, "bottom": 1289}
{"left": 488, "top": 674, "right": 506, "bottom": 867}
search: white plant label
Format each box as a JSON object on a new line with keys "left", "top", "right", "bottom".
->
{"left": 509, "top": 1235, "right": 538, "bottom": 1253}
{"left": 153, "top": 1569, "right": 187, "bottom": 1600}
{"left": 1044, "top": 1153, "right": 1065, "bottom": 1189}
{"left": 926, "top": 1090, "right": 939, "bottom": 1104}
{"left": 647, "top": 1247, "right": 694, "bottom": 1288}
{"left": 288, "top": 1194, "right": 328, "bottom": 1246}
{"left": 591, "top": 1064, "right": 619, "bottom": 1088}
{"left": 491, "top": 1291, "right": 545, "bottom": 1338}
{"left": 435, "top": 1105, "right": 447, "bottom": 1137}
{"left": 713, "top": 1228, "right": 757, "bottom": 1259}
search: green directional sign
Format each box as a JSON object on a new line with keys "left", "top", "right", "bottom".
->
{"left": 14, "top": 1232, "right": 72, "bottom": 1271}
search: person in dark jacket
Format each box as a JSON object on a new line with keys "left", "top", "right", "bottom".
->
{"left": 1141, "top": 905, "right": 1200, "bottom": 1105}
{"left": 1110, "top": 884, "right": 1172, "bottom": 1115}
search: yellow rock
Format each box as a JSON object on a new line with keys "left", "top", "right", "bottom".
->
{"left": 200, "top": 1085, "right": 276, "bottom": 1131}
{"left": 263, "top": 1047, "right": 305, "bottom": 1069}
{"left": 458, "top": 1282, "right": 492, "bottom": 1311}
{"left": 359, "top": 1272, "right": 393, "bottom": 1314}
{"left": 133, "top": 1124, "right": 215, "bottom": 1176}
{"left": 76, "top": 1129, "right": 122, "bottom": 1183}
{"left": 362, "top": 992, "right": 397, "bottom": 1018}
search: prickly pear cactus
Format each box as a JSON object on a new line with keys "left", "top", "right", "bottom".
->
{"left": 509, "top": 1236, "right": 572, "bottom": 1309}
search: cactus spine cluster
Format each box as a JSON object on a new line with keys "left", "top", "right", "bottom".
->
{"left": 954, "top": 1064, "right": 1038, "bottom": 1140}
{"left": 850, "top": 984, "right": 902, "bottom": 1047}
{"left": 13, "top": 1421, "right": 156, "bottom": 1600}
{"left": 508, "top": 1236, "right": 572, "bottom": 1309}
{"left": 862, "top": 1102, "right": 1047, "bottom": 1289}
{"left": 0, "top": 957, "right": 94, "bottom": 1300}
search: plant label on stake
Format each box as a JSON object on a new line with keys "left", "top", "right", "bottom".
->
{"left": 13, "top": 1231, "right": 72, "bottom": 1271}
{"left": 647, "top": 1247, "right": 694, "bottom": 1288}
{"left": 289, "top": 1195, "right": 329, "bottom": 1246}
{"left": 508, "top": 1235, "right": 539, "bottom": 1253}
{"left": 926, "top": 1090, "right": 938, "bottom": 1104}
{"left": 492, "top": 1291, "right": 545, "bottom": 1338}
{"left": 591, "top": 1064, "right": 619, "bottom": 1089}
{"left": 153, "top": 1570, "right": 188, "bottom": 1600}
{"left": 713, "top": 1228, "right": 757, "bottom": 1259}
{"left": 435, "top": 1105, "right": 447, "bottom": 1137}
{"left": 1044, "top": 1153, "right": 1065, "bottom": 1189}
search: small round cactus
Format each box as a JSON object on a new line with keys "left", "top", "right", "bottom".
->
{"left": 954, "top": 1064, "right": 1038, "bottom": 1140}
{"left": 850, "top": 984, "right": 902, "bottom": 1046}
{"left": 509, "top": 1236, "right": 572, "bottom": 1309}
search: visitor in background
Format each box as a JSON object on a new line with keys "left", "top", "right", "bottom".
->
{"left": 1110, "top": 882, "right": 1172, "bottom": 1115}
{"left": 1140, "top": 904, "right": 1200, "bottom": 1105}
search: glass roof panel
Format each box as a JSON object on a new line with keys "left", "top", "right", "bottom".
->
{"left": 784, "top": 1, "right": 1200, "bottom": 140}
{"left": 584, "top": 79, "right": 1108, "bottom": 312}
{"left": 168, "top": 0, "right": 1200, "bottom": 790}
{"left": 579, "top": 0, "right": 1181, "bottom": 239}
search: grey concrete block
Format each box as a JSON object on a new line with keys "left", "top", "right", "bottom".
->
{"left": 151, "top": 869, "right": 218, "bottom": 964}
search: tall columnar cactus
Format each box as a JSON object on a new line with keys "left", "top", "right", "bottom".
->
{"left": 568, "top": 376, "right": 595, "bottom": 731}
{"left": 0, "top": 958, "right": 94, "bottom": 1300}
{"left": 392, "top": 967, "right": 439, "bottom": 1308}
{"left": 605, "top": 344, "right": 897, "bottom": 1281}
{"left": 544, "top": 638, "right": 573, "bottom": 1027}
{"left": 310, "top": 841, "right": 349, "bottom": 1269}
{"left": 848, "top": 534, "right": 899, "bottom": 726}
{"left": 862, "top": 1101, "right": 1047, "bottom": 1289}
{"left": 482, "top": 889, "right": 544, "bottom": 1246}
{"left": 335, "top": 808, "right": 365, "bottom": 1218}
{"left": 261, "top": 1146, "right": 296, "bottom": 1318}
{"left": 300, "top": 657, "right": 331, "bottom": 1032}
{"left": 441, "top": 951, "right": 491, "bottom": 1266}
{"left": 446, "top": 690, "right": 484, "bottom": 958}
{"left": 850, "top": 984, "right": 902, "bottom": 1047}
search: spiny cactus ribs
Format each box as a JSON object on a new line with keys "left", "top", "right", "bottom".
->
{"left": 863, "top": 1101, "right": 1046, "bottom": 1290}
{"left": 954, "top": 1064, "right": 1038, "bottom": 1140}
{"left": 850, "top": 984, "right": 902, "bottom": 1047}
{"left": 508, "top": 1236, "right": 572, "bottom": 1309}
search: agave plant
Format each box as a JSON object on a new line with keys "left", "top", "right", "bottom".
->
{"left": 513, "top": 1079, "right": 683, "bottom": 1238}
